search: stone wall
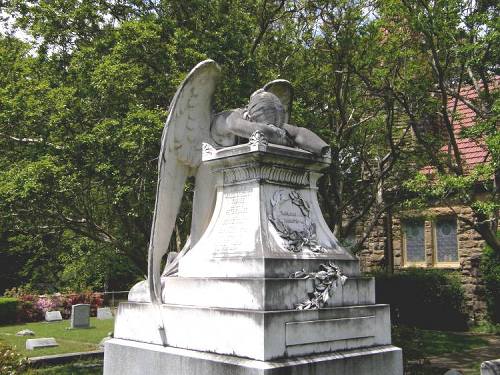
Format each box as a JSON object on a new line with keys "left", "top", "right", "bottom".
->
{"left": 358, "top": 217, "right": 387, "bottom": 273}
{"left": 358, "top": 205, "right": 488, "bottom": 321}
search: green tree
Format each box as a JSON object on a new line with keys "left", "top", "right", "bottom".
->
{"left": 1, "top": 0, "right": 497, "bottom": 295}
{"left": 369, "top": 0, "right": 499, "bottom": 252}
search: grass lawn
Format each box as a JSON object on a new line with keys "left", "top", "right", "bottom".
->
{"left": 393, "top": 325, "right": 492, "bottom": 375}
{"left": 28, "top": 359, "right": 104, "bottom": 375}
{"left": 0, "top": 318, "right": 114, "bottom": 357}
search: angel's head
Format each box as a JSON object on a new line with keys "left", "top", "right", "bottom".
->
{"left": 246, "top": 91, "right": 286, "bottom": 128}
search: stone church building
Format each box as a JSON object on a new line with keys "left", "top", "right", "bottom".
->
{"left": 357, "top": 84, "right": 492, "bottom": 321}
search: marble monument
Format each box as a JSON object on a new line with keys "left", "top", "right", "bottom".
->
{"left": 104, "top": 60, "right": 403, "bottom": 374}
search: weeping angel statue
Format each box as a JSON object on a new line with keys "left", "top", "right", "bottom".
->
{"left": 130, "top": 60, "right": 329, "bottom": 305}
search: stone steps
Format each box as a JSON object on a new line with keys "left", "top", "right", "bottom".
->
{"left": 105, "top": 339, "right": 403, "bottom": 375}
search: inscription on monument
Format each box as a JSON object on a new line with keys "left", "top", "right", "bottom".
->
{"left": 212, "top": 186, "right": 255, "bottom": 254}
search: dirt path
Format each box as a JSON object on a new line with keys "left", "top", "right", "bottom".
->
{"left": 426, "top": 334, "right": 500, "bottom": 374}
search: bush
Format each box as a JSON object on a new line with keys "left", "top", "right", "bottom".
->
{"left": 373, "top": 268, "right": 468, "bottom": 331}
{"left": 0, "top": 298, "right": 18, "bottom": 324}
{"left": 2, "top": 291, "right": 104, "bottom": 322}
{"left": 17, "top": 295, "right": 44, "bottom": 322}
{"left": 0, "top": 343, "right": 28, "bottom": 374}
{"left": 481, "top": 244, "right": 500, "bottom": 323}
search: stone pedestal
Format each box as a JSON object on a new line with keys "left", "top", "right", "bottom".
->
{"left": 104, "top": 141, "right": 403, "bottom": 374}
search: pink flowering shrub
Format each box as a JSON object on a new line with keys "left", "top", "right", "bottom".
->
{"left": 15, "top": 292, "right": 104, "bottom": 322}
{"left": 17, "top": 295, "right": 43, "bottom": 322}
{"left": 34, "top": 296, "right": 58, "bottom": 313}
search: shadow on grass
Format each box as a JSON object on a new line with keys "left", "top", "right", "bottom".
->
{"left": 393, "top": 325, "right": 491, "bottom": 375}
{"left": 393, "top": 325, "right": 488, "bottom": 359}
{"left": 30, "top": 359, "right": 103, "bottom": 375}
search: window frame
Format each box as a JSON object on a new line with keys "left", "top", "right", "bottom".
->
{"left": 432, "top": 216, "right": 460, "bottom": 268}
{"left": 401, "top": 218, "right": 427, "bottom": 268}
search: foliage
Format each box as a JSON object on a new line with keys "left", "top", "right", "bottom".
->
{"left": 0, "top": 343, "right": 28, "bottom": 375}
{"left": 0, "top": 0, "right": 498, "bottom": 289}
{"left": 0, "top": 317, "right": 114, "bottom": 357}
{"left": 374, "top": 268, "right": 468, "bottom": 330}
{"left": 16, "top": 295, "right": 44, "bottom": 323}
{"left": 0, "top": 298, "right": 18, "bottom": 324}
{"left": 371, "top": 0, "right": 500, "bottom": 252}
{"left": 471, "top": 320, "right": 500, "bottom": 335}
{"left": 481, "top": 241, "right": 500, "bottom": 323}
{"left": 2, "top": 291, "right": 103, "bottom": 322}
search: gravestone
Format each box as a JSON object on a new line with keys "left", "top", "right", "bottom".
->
{"left": 16, "top": 329, "right": 35, "bottom": 336}
{"left": 44, "top": 310, "right": 62, "bottom": 322}
{"left": 26, "top": 338, "right": 58, "bottom": 350}
{"left": 97, "top": 307, "right": 113, "bottom": 320}
{"left": 70, "top": 304, "right": 90, "bottom": 328}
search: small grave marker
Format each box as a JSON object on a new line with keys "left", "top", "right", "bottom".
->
{"left": 71, "top": 304, "right": 90, "bottom": 328}
{"left": 97, "top": 307, "right": 113, "bottom": 320}
{"left": 45, "top": 310, "right": 62, "bottom": 322}
{"left": 26, "top": 338, "right": 58, "bottom": 350}
{"left": 16, "top": 329, "right": 35, "bottom": 336}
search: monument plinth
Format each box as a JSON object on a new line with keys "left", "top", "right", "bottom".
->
{"left": 104, "top": 140, "right": 402, "bottom": 374}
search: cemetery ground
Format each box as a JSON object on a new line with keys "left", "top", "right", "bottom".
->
{"left": 1, "top": 321, "right": 498, "bottom": 374}
{"left": 0, "top": 317, "right": 113, "bottom": 357}
{"left": 393, "top": 326, "right": 500, "bottom": 374}
{"left": 27, "top": 359, "right": 103, "bottom": 375}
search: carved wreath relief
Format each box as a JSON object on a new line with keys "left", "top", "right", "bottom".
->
{"left": 269, "top": 190, "right": 325, "bottom": 253}
{"left": 290, "top": 262, "right": 347, "bottom": 310}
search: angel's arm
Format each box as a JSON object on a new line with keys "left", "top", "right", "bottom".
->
{"left": 283, "top": 124, "right": 330, "bottom": 156}
{"left": 226, "top": 110, "right": 295, "bottom": 147}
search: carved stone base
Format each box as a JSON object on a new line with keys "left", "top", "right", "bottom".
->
{"left": 114, "top": 143, "right": 403, "bottom": 374}
{"left": 104, "top": 339, "right": 403, "bottom": 375}
{"left": 113, "top": 302, "right": 392, "bottom": 361}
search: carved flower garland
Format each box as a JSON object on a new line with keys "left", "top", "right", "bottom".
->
{"left": 269, "top": 190, "right": 325, "bottom": 253}
{"left": 290, "top": 262, "right": 347, "bottom": 310}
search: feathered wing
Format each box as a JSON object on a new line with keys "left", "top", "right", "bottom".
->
{"left": 263, "top": 79, "right": 293, "bottom": 123}
{"left": 148, "top": 60, "right": 221, "bottom": 305}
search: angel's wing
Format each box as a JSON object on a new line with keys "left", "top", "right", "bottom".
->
{"left": 263, "top": 79, "right": 293, "bottom": 123}
{"left": 148, "top": 60, "right": 221, "bottom": 305}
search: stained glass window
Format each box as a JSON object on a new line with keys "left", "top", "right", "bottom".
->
{"left": 403, "top": 220, "right": 425, "bottom": 263}
{"left": 436, "top": 217, "right": 458, "bottom": 262}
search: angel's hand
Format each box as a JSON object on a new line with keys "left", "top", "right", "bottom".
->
{"left": 266, "top": 124, "right": 296, "bottom": 147}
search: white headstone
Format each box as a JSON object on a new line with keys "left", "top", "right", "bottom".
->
{"left": 16, "top": 329, "right": 35, "bottom": 336}
{"left": 71, "top": 304, "right": 90, "bottom": 328}
{"left": 45, "top": 310, "right": 62, "bottom": 322}
{"left": 26, "top": 337, "right": 58, "bottom": 350}
{"left": 97, "top": 307, "right": 113, "bottom": 320}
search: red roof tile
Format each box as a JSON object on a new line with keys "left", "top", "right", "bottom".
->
{"left": 431, "top": 79, "right": 498, "bottom": 170}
